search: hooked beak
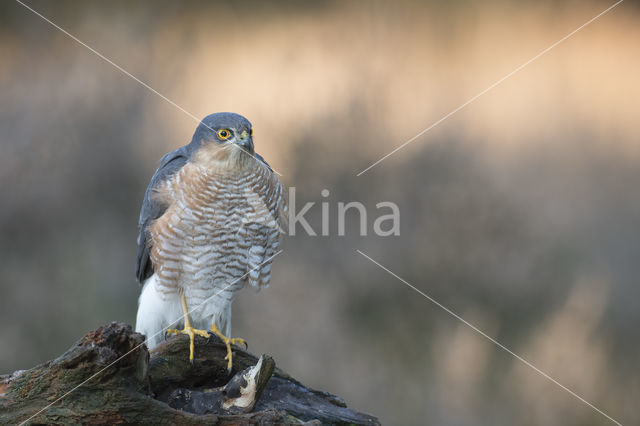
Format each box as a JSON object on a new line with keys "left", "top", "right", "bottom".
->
{"left": 235, "top": 130, "right": 254, "bottom": 152}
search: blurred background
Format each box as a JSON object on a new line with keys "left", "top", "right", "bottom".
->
{"left": 1, "top": 0, "right": 638, "bottom": 424}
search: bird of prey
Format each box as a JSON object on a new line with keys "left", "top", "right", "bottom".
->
{"left": 135, "top": 112, "right": 287, "bottom": 371}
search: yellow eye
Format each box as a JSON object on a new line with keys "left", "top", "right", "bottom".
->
{"left": 249, "top": 128, "right": 253, "bottom": 136}
{"left": 217, "top": 129, "right": 231, "bottom": 140}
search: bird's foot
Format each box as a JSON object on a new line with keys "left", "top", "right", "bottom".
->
{"left": 210, "top": 322, "right": 247, "bottom": 374}
{"left": 166, "top": 325, "right": 210, "bottom": 363}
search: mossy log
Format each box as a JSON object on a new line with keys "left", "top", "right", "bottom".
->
{"left": 0, "top": 322, "right": 379, "bottom": 425}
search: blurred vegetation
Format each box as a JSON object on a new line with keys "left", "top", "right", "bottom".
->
{"left": 1, "top": 1, "right": 639, "bottom": 425}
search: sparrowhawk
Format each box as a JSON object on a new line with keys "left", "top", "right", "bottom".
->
{"left": 135, "top": 112, "right": 287, "bottom": 371}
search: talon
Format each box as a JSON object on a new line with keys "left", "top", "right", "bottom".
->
{"left": 168, "top": 325, "right": 211, "bottom": 364}
{"left": 210, "top": 322, "right": 245, "bottom": 372}
{"left": 230, "top": 338, "right": 247, "bottom": 349}
{"left": 169, "top": 293, "right": 213, "bottom": 363}
{"left": 227, "top": 353, "right": 233, "bottom": 375}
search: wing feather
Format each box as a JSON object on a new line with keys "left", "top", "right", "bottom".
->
{"left": 135, "top": 147, "right": 189, "bottom": 283}
{"left": 248, "top": 173, "right": 288, "bottom": 289}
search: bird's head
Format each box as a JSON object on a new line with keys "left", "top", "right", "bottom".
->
{"left": 190, "top": 112, "right": 255, "bottom": 168}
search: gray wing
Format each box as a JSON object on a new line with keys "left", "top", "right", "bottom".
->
{"left": 135, "top": 147, "right": 189, "bottom": 284}
{"left": 254, "top": 152, "right": 272, "bottom": 172}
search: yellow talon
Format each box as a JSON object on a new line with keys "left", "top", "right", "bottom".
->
{"left": 164, "top": 291, "right": 247, "bottom": 369}
{"left": 210, "top": 322, "right": 246, "bottom": 372}
{"left": 166, "top": 291, "right": 211, "bottom": 363}
{"left": 167, "top": 325, "right": 210, "bottom": 362}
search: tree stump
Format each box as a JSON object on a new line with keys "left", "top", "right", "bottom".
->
{"left": 0, "top": 322, "right": 379, "bottom": 425}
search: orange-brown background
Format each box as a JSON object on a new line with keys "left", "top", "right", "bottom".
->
{"left": 1, "top": 1, "right": 638, "bottom": 424}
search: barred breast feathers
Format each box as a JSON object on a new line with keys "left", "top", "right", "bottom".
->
{"left": 147, "top": 142, "right": 288, "bottom": 298}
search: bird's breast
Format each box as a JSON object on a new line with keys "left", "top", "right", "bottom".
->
{"left": 148, "top": 161, "right": 281, "bottom": 301}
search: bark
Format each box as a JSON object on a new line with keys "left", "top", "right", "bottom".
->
{"left": 0, "top": 322, "right": 379, "bottom": 425}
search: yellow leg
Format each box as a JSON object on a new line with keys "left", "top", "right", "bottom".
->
{"left": 210, "top": 322, "right": 247, "bottom": 373}
{"left": 166, "top": 291, "right": 210, "bottom": 363}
